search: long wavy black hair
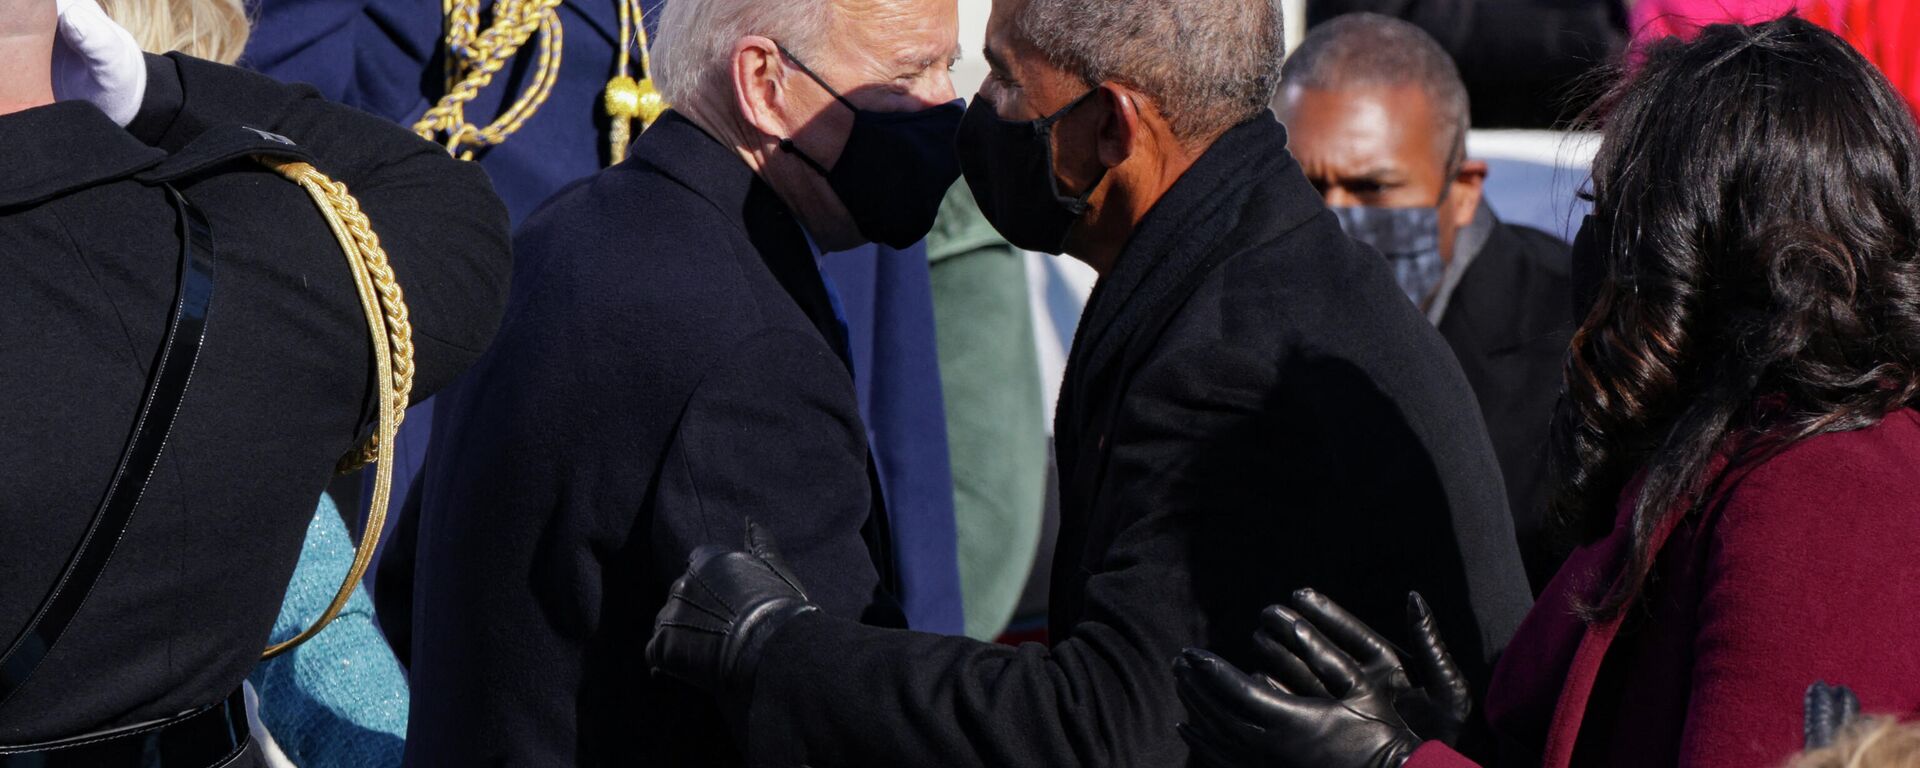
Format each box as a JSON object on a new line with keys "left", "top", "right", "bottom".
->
{"left": 1556, "top": 16, "right": 1920, "bottom": 619}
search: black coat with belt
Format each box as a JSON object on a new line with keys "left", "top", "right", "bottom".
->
{"left": 732, "top": 115, "right": 1535, "bottom": 766}
{"left": 0, "top": 54, "right": 509, "bottom": 757}
{"left": 1436, "top": 219, "right": 1574, "bottom": 592}
{"left": 401, "top": 111, "right": 901, "bottom": 766}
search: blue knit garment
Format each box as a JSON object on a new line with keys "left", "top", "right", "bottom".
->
{"left": 249, "top": 495, "right": 408, "bottom": 767}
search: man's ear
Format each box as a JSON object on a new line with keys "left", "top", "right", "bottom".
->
{"left": 1447, "top": 158, "right": 1489, "bottom": 230}
{"left": 731, "top": 36, "right": 789, "bottom": 140}
{"left": 1094, "top": 83, "right": 1143, "bottom": 170}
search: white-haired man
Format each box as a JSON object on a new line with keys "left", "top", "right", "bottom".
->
{"left": 648, "top": 0, "right": 1535, "bottom": 764}
{"left": 400, "top": 0, "right": 961, "bottom": 764}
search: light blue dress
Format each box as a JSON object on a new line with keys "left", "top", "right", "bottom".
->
{"left": 249, "top": 495, "right": 408, "bottom": 767}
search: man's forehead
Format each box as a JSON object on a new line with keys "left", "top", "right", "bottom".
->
{"left": 1282, "top": 85, "right": 1440, "bottom": 173}
{"left": 833, "top": 0, "right": 961, "bottom": 64}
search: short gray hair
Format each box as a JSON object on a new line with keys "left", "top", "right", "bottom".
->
{"left": 1279, "top": 14, "right": 1470, "bottom": 159}
{"left": 651, "top": 0, "right": 832, "bottom": 108}
{"left": 1018, "top": 0, "right": 1286, "bottom": 146}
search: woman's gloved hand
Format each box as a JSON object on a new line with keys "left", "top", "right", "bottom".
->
{"left": 646, "top": 522, "right": 820, "bottom": 709}
{"left": 1173, "top": 589, "right": 1467, "bottom": 768}
{"left": 51, "top": 0, "right": 147, "bottom": 127}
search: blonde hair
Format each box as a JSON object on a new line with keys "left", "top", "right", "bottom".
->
{"left": 97, "top": 0, "right": 251, "bottom": 66}
{"left": 1788, "top": 718, "right": 1920, "bottom": 768}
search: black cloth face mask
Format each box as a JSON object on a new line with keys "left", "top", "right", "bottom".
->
{"left": 956, "top": 89, "right": 1106, "bottom": 255}
{"left": 775, "top": 44, "right": 964, "bottom": 249}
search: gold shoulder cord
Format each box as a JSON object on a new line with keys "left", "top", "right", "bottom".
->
{"left": 414, "top": 0, "right": 666, "bottom": 164}
{"left": 258, "top": 159, "right": 416, "bottom": 660}
{"left": 261, "top": 0, "right": 664, "bottom": 657}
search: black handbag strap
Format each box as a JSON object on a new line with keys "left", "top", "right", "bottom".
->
{"left": 0, "top": 185, "right": 217, "bottom": 708}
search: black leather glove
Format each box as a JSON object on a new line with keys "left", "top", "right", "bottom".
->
{"left": 646, "top": 522, "right": 820, "bottom": 708}
{"left": 1173, "top": 590, "right": 1466, "bottom": 768}
{"left": 1803, "top": 681, "right": 1860, "bottom": 750}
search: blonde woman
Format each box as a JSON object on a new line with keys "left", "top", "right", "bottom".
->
{"left": 97, "top": 0, "right": 248, "bottom": 63}
{"left": 0, "top": 3, "right": 511, "bottom": 768}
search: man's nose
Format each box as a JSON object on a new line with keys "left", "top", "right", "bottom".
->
{"left": 914, "top": 67, "right": 959, "bottom": 106}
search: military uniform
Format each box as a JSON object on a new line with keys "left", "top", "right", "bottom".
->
{"left": 0, "top": 53, "right": 510, "bottom": 766}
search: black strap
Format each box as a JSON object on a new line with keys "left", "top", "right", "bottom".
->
{"left": 0, "top": 686, "right": 250, "bottom": 767}
{"left": 0, "top": 186, "right": 217, "bottom": 707}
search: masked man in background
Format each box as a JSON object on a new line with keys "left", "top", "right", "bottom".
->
{"left": 397, "top": 0, "right": 963, "bottom": 763}
{"left": 647, "top": 0, "right": 1534, "bottom": 764}
{"left": 1277, "top": 14, "right": 1575, "bottom": 591}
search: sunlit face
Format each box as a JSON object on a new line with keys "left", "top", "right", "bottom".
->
{"left": 1277, "top": 83, "right": 1479, "bottom": 262}
{"left": 782, "top": 0, "right": 961, "bottom": 170}
{"left": 975, "top": 0, "right": 1103, "bottom": 200}
{"left": 978, "top": 0, "right": 1081, "bottom": 121}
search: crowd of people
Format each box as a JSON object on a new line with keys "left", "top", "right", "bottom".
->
{"left": 4, "top": 0, "right": 1920, "bottom": 767}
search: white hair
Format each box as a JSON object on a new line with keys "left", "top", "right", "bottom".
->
{"left": 1019, "top": 0, "right": 1286, "bottom": 146}
{"left": 651, "top": 0, "right": 833, "bottom": 108}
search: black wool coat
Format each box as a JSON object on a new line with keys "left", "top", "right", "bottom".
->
{"left": 734, "top": 115, "right": 1535, "bottom": 766}
{"left": 0, "top": 54, "right": 509, "bottom": 759}
{"left": 400, "top": 111, "right": 901, "bottom": 767}
{"left": 1436, "top": 220, "right": 1575, "bottom": 593}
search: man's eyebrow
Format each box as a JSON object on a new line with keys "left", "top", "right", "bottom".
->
{"left": 896, "top": 44, "right": 964, "bottom": 71}
{"left": 1341, "top": 167, "right": 1409, "bottom": 184}
{"left": 981, "top": 44, "right": 1009, "bottom": 72}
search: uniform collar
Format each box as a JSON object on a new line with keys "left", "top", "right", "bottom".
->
{"left": 1, "top": 52, "right": 318, "bottom": 210}
{"left": 0, "top": 100, "right": 164, "bottom": 209}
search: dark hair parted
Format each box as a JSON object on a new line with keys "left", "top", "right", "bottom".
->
{"left": 1557, "top": 16, "right": 1920, "bottom": 620}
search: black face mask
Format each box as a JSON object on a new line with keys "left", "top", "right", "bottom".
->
{"left": 775, "top": 44, "right": 964, "bottom": 249}
{"left": 955, "top": 89, "right": 1106, "bottom": 255}
{"left": 1570, "top": 214, "right": 1607, "bottom": 326}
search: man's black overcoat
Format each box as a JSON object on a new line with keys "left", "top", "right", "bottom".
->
{"left": 733, "top": 115, "right": 1535, "bottom": 767}
{"left": 1437, "top": 218, "right": 1575, "bottom": 592}
{"left": 401, "top": 112, "right": 900, "bottom": 766}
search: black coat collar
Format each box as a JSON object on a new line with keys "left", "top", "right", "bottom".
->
{"left": 629, "top": 110, "right": 851, "bottom": 367}
{"left": 0, "top": 54, "right": 312, "bottom": 209}
{"left": 1061, "top": 114, "right": 1323, "bottom": 433}
{"left": 0, "top": 101, "right": 164, "bottom": 209}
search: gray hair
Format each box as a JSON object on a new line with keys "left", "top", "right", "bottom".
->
{"left": 1279, "top": 13, "right": 1470, "bottom": 159}
{"left": 1018, "top": 0, "right": 1286, "bottom": 147}
{"left": 650, "top": 0, "right": 833, "bottom": 108}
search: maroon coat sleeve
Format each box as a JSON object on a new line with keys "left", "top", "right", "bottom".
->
{"left": 1678, "top": 413, "right": 1920, "bottom": 767}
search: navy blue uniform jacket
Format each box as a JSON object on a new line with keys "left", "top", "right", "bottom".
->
{"left": 730, "top": 115, "right": 1535, "bottom": 767}
{"left": 402, "top": 112, "right": 901, "bottom": 766}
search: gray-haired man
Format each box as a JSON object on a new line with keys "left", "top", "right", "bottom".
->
{"left": 648, "top": 0, "right": 1534, "bottom": 764}
{"left": 402, "top": 0, "right": 962, "bottom": 764}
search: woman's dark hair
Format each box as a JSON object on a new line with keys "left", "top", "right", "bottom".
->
{"left": 1556, "top": 16, "right": 1920, "bottom": 620}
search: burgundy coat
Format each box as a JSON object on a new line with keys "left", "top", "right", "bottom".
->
{"left": 1412, "top": 408, "right": 1920, "bottom": 768}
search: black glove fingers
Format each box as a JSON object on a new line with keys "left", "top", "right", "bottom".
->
{"left": 665, "top": 590, "right": 734, "bottom": 625}
{"left": 1174, "top": 649, "right": 1292, "bottom": 728}
{"left": 1404, "top": 592, "right": 1465, "bottom": 694}
{"left": 1252, "top": 621, "right": 1333, "bottom": 698}
{"left": 1292, "top": 589, "right": 1404, "bottom": 682}
{"left": 1264, "top": 604, "right": 1367, "bottom": 698}
{"left": 743, "top": 520, "right": 813, "bottom": 601}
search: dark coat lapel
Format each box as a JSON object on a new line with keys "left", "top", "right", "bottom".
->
{"left": 631, "top": 111, "right": 851, "bottom": 369}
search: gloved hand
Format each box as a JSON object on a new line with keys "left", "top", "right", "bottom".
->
{"left": 1803, "top": 681, "right": 1860, "bottom": 750}
{"left": 1173, "top": 589, "right": 1467, "bottom": 768}
{"left": 646, "top": 522, "right": 820, "bottom": 709}
{"left": 52, "top": 0, "right": 147, "bottom": 127}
